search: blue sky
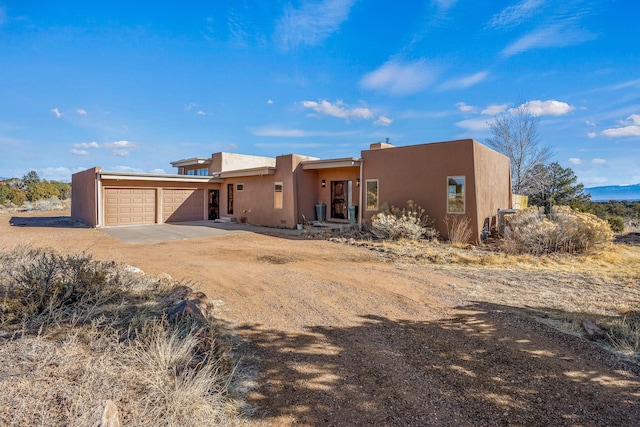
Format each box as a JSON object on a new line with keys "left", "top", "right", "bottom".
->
{"left": 1, "top": 0, "right": 639, "bottom": 187}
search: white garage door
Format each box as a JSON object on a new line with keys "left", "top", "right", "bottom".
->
{"left": 104, "top": 188, "right": 156, "bottom": 226}
{"left": 162, "top": 189, "right": 205, "bottom": 222}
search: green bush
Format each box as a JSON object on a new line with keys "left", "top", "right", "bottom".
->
{"left": 8, "top": 188, "right": 26, "bottom": 206}
{"left": 372, "top": 200, "right": 437, "bottom": 241}
{"left": 607, "top": 216, "right": 625, "bottom": 233}
{"left": 502, "top": 206, "right": 613, "bottom": 255}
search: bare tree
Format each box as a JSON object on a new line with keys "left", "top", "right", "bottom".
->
{"left": 486, "top": 104, "right": 553, "bottom": 194}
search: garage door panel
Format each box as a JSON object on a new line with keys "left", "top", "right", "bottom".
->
{"left": 162, "top": 189, "right": 204, "bottom": 222}
{"left": 104, "top": 188, "right": 156, "bottom": 226}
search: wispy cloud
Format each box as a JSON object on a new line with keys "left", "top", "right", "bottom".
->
{"left": 521, "top": 100, "right": 574, "bottom": 116}
{"left": 76, "top": 108, "right": 87, "bottom": 115}
{"left": 70, "top": 140, "right": 138, "bottom": 156}
{"left": 374, "top": 115, "right": 393, "bottom": 127}
{"left": 488, "top": 0, "right": 545, "bottom": 28}
{"left": 601, "top": 114, "right": 640, "bottom": 138}
{"left": 592, "top": 158, "right": 607, "bottom": 164}
{"left": 481, "top": 104, "right": 509, "bottom": 115}
{"left": 51, "top": 108, "right": 62, "bottom": 118}
{"left": 455, "top": 118, "right": 492, "bottom": 132}
{"left": 432, "top": 0, "right": 458, "bottom": 11}
{"left": 502, "top": 22, "right": 596, "bottom": 57}
{"left": 360, "top": 59, "right": 441, "bottom": 96}
{"left": 456, "top": 102, "right": 476, "bottom": 113}
{"left": 251, "top": 126, "right": 357, "bottom": 138}
{"left": 440, "top": 71, "right": 489, "bottom": 90}
{"left": 302, "top": 99, "right": 373, "bottom": 121}
{"left": 276, "top": 0, "right": 355, "bottom": 51}
{"left": 568, "top": 157, "right": 582, "bottom": 165}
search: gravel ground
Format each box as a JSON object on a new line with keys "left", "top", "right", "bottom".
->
{"left": 1, "top": 211, "right": 639, "bottom": 426}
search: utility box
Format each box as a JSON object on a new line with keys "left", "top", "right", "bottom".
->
{"left": 498, "top": 209, "right": 518, "bottom": 235}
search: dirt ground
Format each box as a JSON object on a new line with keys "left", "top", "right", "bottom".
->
{"left": 1, "top": 211, "right": 639, "bottom": 426}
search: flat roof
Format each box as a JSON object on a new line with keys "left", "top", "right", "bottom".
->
{"left": 301, "top": 157, "right": 361, "bottom": 170}
{"left": 99, "top": 171, "right": 223, "bottom": 183}
{"left": 169, "top": 157, "right": 212, "bottom": 167}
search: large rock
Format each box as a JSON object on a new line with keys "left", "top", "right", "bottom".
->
{"left": 166, "top": 286, "right": 215, "bottom": 323}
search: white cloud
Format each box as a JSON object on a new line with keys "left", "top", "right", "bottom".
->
{"left": 76, "top": 108, "right": 87, "bottom": 115}
{"left": 360, "top": 59, "right": 441, "bottom": 96}
{"left": 70, "top": 149, "right": 89, "bottom": 156}
{"left": 456, "top": 102, "right": 476, "bottom": 113}
{"left": 74, "top": 141, "right": 99, "bottom": 149}
{"left": 374, "top": 115, "right": 393, "bottom": 126}
{"left": 184, "top": 103, "right": 197, "bottom": 111}
{"left": 455, "top": 118, "right": 492, "bottom": 132}
{"left": 587, "top": 132, "right": 597, "bottom": 139}
{"left": 276, "top": 0, "right": 355, "bottom": 51}
{"left": 585, "top": 119, "right": 596, "bottom": 126}
{"left": 112, "top": 166, "right": 144, "bottom": 173}
{"left": 488, "top": 0, "right": 545, "bottom": 28}
{"left": 568, "top": 158, "right": 582, "bottom": 165}
{"left": 521, "top": 100, "right": 574, "bottom": 116}
{"left": 433, "top": 0, "right": 458, "bottom": 11}
{"left": 38, "top": 166, "right": 87, "bottom": 182}
{"left": 150, "top": 168, "right": 167, "bottom": 174}
{"left": 252, "top": 126, "right": 357, "bottom": 138}
{"left": 51, "top": 108, "right": 62, "bottom": 118}
{"left": 502, "top": 23, "right": 596, "bottom": 57}
{"left": 592, "top": 158, "right": 607, "bottom": 164}
{"left": 267, "top": 99, "right": 274, "bottom": 104}
{"left": 103, "top": 140, "right": 138, "bottom": 156}
{"left": 601, "top": 114, "right": 640, "bottom": 138}
{"left": 197, "top": 111, "right": 206, "bottom": 116}
{"left": 440, "top": 71, "right": 489, "bottom": 90}
{"left": 302, "top": 99, "right": 373, "bottom": 121}
{"left": 481, "top": 104, "right": 509, "bottom": 115}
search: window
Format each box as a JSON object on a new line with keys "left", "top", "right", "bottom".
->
{"left": 447, "top": 176, "right": 465, "bottom": 213}
{"left": 196, "top": 168, "right": 209, "bottom": 176}
{"left": 178, "top": 167, "right": 185, "bottom": 175}
{"left": 366, "top": 179, "right": 378, "bottom": 211}
{"left": 274, "top": 182, "right": 283, "bottom": 209}
{"left": 187, "top": 169, "right": 195, "bottom": 176}
{"left": 236, "top": 183, "right": 244, "bottom": 191}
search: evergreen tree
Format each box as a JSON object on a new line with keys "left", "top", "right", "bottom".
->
{"left": 527, "top": 162, "right": 590, "bottom": 213}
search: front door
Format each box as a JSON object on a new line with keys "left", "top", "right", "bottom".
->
{"left": 331, "top": 180, "right": 348, "bottom": 219}
{"left": 208, "top": 190, "right": 219, "bottom": 220}
{"left": 227, "top": 184, "right": 234, "bottom": 215}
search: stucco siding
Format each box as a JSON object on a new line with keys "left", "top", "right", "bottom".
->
{"left": 71, "top": 167, "right": 100, "bottom": 227}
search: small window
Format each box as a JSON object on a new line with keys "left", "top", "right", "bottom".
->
{"left": 196, "top": 168, "right": 209, "bottom": 176}
{"left": 187, "top": 169, "right": 195, "bottom": 176}
{"left": 274, "top": 182, "right": 283, "bottom": 209}
{"left": 366, "top": 179, "right": 379, "bottom": 211}
{"left": 447, "top": 176, "right": 465, "bottom": 214}
{"left": 236, "top": 183, "right": 244, "bottom": 191}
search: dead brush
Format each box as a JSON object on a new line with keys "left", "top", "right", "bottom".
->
{"left": 444, "top": 215, "right": 472, "bottom": 246}
{"left": 371, "top": 200, "right": 437, "bottom": 241}
{"left": 0, "top": 246, "right": 243, "bottom": 426}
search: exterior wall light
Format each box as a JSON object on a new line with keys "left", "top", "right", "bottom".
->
{"left": 356, "top": 178, "right": 360, "bottom": 187}
{"left": 321, "top": 179, "right": 326, "bottom": 187}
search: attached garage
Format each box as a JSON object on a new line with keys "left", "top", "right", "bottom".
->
{"left": 104, "top": 188, "right": 156, "bottom": 226}
{"left": 162, "top": 189, "right": 205, "bottom": 222}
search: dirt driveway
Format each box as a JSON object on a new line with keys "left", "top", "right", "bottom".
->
{"left": 1, "top": 211, "right": 639, "bottom": 426}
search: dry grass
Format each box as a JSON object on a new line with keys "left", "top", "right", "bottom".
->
{"left": 337, "top": 234, "right": 640, "bottom": 363}
{"left": 0, "top": 246, "right": 246, "bottom": 426}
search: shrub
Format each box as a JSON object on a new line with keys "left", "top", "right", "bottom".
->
{"left": 607, "top": 216, "right": 625, "bottom": 233}
{"left": 8, "top": 188, "right": 26, "bottom": 206}
{"left": 502, "top": 206, "right": 613, "bottom": 255}
{"left": 371, "top": 200, "right": 437, "bottom": 241}
{"left": 444, "top": 215, "right": 473, "bottom": 246}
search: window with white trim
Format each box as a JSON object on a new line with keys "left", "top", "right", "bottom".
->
{"left": 274, "top": 182, "right": 283, "bottom": 209}
{"left": 447, "top": 176, "right": 465, "bottom": 214}
{"left": 366, "top": 179, "right": 379, "bottom": 211}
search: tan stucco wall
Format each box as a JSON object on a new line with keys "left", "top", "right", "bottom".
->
{"left": 71, "top": 167, "right": 100, "bottom": 227}
{"left": 361, "top": 139, "right": 509, "bottom": 242}
{"left": 212, "top": 152, "right": 276, "bottom": 173}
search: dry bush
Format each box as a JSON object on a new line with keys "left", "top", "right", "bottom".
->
{"left": 502, "top": 206, "right": 613, "bottom": 255}
{"left": 0, "top": 246, "right": 243, "bottom": 426}
{"left": 443, "top": 215, "right": 472, "bottom": 246}
{"left": 371, "top": 200, "right": 437, "bottom": 241}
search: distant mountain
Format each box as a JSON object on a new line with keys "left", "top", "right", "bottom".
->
{"left": 585, "top": 183, "right": 640, "bottom": 201}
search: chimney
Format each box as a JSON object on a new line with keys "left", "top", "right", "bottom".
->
{"left": 369, "top": 139, "right": 394, "bottom": 150}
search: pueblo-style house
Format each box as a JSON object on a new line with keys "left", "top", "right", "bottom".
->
{"left": 71, "top": 139, "right": 512, "bottom": 242}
